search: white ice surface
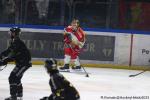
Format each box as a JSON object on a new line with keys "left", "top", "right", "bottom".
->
{"left": 0, "top": 64, "right": 150, "bottom": 100}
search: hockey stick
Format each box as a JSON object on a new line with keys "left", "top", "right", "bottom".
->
{"left": 129, "top": 68, "right": 149, "bottom": 77}
{"left": 80, "top": 65, "right": 89, "bottom": 77}
{"left": 74, "top": 50, "right": 89, "bottom": 77}
{"left": 77, "top": 58, "right": 89, "bottom": 77}
{"left": 0, "top": 64, "right": 7, "bottom": 71}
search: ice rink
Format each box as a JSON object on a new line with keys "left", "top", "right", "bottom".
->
{"left": 0, "top": 64, "right": 150, "bottom": 100}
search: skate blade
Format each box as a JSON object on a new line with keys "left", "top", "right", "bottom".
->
{"left": 59, "top": 69, "right": 70, "bottom": 72}
{"left": 72, "top": 69, "right": 82, "bottom": 71}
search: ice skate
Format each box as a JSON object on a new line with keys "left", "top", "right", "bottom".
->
{"left": 59, "top": 64, "right": 70, "bottom": 72}
{"left": 72, "top": 66, "right": 81, "bottom": 71}
{"left": 5, "top": 96, "right": 17, "bottom": 100}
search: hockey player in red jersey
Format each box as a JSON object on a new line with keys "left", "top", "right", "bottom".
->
{"left": 60, "top": 19, "right": 86, "bottom": 71}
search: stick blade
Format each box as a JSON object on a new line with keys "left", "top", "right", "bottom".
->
{"left": 129, "top": 75, "right": 136, "bottom": 77}
{"left": 86, "top": 74, "right": 89, "bottom": 77}
{"left": 129, "top": 70, "right": 146, "bottom": 77}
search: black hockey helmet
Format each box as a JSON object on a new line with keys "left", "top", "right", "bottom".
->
{"left": 9, "top": 27, "right": 21, "bottom": 36}
{"left": 44, "top": 58, "right": 57, "bottom": 72}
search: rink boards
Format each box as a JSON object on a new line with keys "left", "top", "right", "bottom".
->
{"left": 0, "top": 27, "right": 150, "bottom": 68}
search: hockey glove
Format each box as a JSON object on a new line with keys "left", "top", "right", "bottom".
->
{"left": 0, "top": 57, "right": 13, "bottom": 66}
{"left": 0, "top": 60, "right": 7, "bottom": 66}
{"left": 66, "top": 32, "right": 72, "bottom": 42}
{"left": 54, "top": 89, "right": 65, "bottom": 100}
{"left": 3, "top": 57, "right": 13, "bottom": 63}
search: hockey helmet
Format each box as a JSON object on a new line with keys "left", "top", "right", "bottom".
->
{"left": 9, "top": 27, "right": 21, "bottom": 38}
{"left": 44, "top": 58, "right": 57, "bottom": 72}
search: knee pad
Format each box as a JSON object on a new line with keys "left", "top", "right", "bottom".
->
{"left": 74, "top": 57, "right": 80, "bottom": 66}
{"left": 64, "top": 55, "right": 71, "bottom": 64}
{"left": 17, "top": 83, "right": 23, "bottom": 97}
{"left": 9, "top": 74, "right": 19, "bottom": 84}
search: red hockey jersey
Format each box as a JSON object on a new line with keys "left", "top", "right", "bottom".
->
{"left": 64, "top": 26, "right": 85, "bottom": 49}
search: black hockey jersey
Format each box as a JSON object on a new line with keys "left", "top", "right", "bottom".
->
{"left": 49, "top": 71, "right": 80, "bottom": 100}
{"left": 0, "top": 37, "right": 31, "bottom": 67}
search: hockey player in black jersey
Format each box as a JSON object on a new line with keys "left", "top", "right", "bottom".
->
{"left": 40, "top": 58, "right": 80, "bottom": 100}
{"left": 0, "top": 27, "right": 32, "bottom": 100}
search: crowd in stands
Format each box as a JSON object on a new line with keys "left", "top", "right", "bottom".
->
{"left": 0, "top": 0, "right": 149, "bottom": 31}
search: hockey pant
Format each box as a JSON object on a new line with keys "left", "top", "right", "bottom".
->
{"left": 9, "top": 65, "right": 29, "bottom": 97}
{"left": 64, "top": 48, "right": 80, "bottom": 66}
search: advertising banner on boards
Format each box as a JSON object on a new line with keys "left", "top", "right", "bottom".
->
{"left": 0, "top": 31, "right": 115, "bottom": 61}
